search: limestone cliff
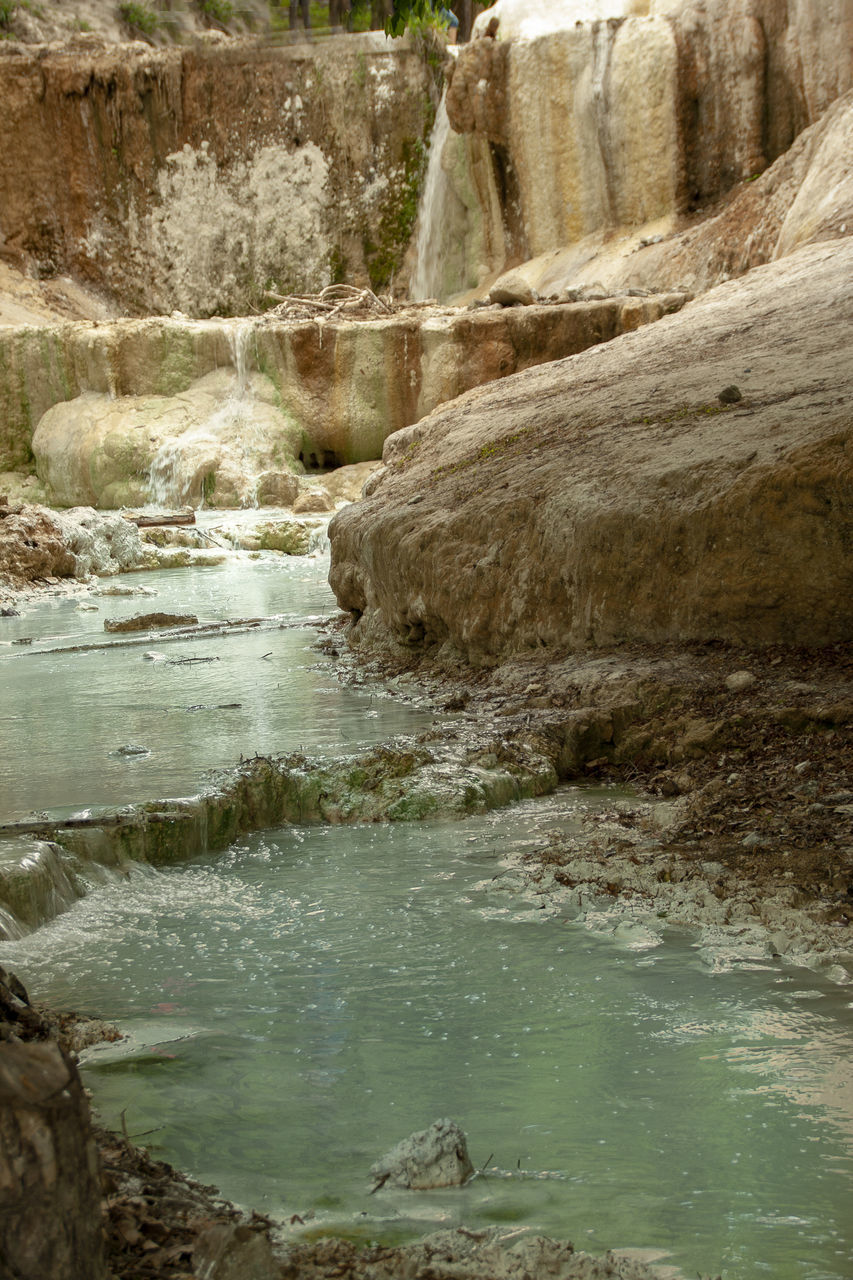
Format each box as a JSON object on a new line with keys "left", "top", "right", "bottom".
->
{"left": 328, "top": 239, "right": 853, "bottom": 658}
{"left": 0, "top": 35, "right": 437, "bottom": 316}
{"left": 434, "top": 0, "right": 853, "bottom": 295}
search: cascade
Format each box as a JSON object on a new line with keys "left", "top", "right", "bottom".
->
{"left": 147, "top": 320, "right": 263, "bottom": 509}
{"left": 409, "top": 90, "right": 454, "bottom": 302}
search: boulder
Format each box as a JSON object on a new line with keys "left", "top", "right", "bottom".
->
{"left": 292, "top": 486, "right": 335, "bottom": 514}
{"left": 329, "top": 239, "right": 853, "bottom": 661}
{"left": 0, "top": 504, "right": 76, "bottom": 585}
{"left": 369, "top": 1118, "right": 475, "bottom": 1191}
{"left": 488, "top": 270, "right": 538, "bottom": 306}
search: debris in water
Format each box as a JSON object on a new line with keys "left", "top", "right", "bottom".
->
{"left": 105, "top": 612, "right": 199, "bottom": 633}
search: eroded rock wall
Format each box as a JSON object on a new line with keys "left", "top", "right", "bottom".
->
{"left": 328, "top": 239, "right": 853, "bottom": 658}
{"left": 0, "top": 295, "right": 685, "bottom": 503}
{"left": 439, "top": 0, "right": 853, "bottom": 291}
{"left": 0, "top": 35, "right": 436, "bottom": 316}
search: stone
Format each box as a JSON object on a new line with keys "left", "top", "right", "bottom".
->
{"left": 104, "top": 613, "right": 198, "bottom": 633}
{"left": 2, "top": 306, "right": 683, "bottom": 501}
{"left": 369, "top": 1118, "right": 475, "bottom": 1191}
{"left": 488, "top": 270, "right": 538, "bottom": 307}
{"left": 292, "top": 486, "right": 335, "bottom": 514}
{"left": 0, "top": 504, "right": 76, "bottom": 585}
{"left": 253, "top": 470, "right": 299, "bottom": 508}
{"left": 725, "top": 670, "right": 757, "bottom": 693}
{"left": 439, "top": 1, "right": 853, "bottom": 299}
{"left": 329, "top": 240, "right": 853, "bottom": 660}
{"left": 718, "top": 385, "right": 743, "bottom": 404}
{"left": 0, "top": 38, "right": 436, "bottom": 315}
{"left": 193, "top": 1224, "right": 280, "bottom": 1280}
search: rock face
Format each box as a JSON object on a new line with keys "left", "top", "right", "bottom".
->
{"left": 0, "top": 35, "right": 437, "bottom": 314}
{"left": 369, "top": 1119, "right": 475, "bottom": 1190}
{"left": 435, "top": 0, "right": 853, "bottom": 296}
{"left": 1, "top": 298, "right": 686, "bottom": 505}
{"left": 328, "top": 238, "right": 853, "bottom": 660}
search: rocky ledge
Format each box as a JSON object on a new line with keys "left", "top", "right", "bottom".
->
{"left": 329, "top": 238, "right": 852, "bottom": 657}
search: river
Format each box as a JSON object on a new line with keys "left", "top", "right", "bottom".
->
{"left": 2, "top": 548, "right": 852, "bottom": 1279}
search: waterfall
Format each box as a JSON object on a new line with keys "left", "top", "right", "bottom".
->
{"left": 228, "top": 319, "right": 255, "bottom": 398}
{"left": 410, "top": 90, "right": 454, "bottom": 302}
{"left": 147, "top": 320, "right": 261, "bottom": 509}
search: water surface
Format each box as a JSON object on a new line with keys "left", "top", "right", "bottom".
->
{"left": 0, "top": 556, "right": 428, "bottom": 820}
{"left": 6, "top": 797, "right": 853, "bottom": 1280}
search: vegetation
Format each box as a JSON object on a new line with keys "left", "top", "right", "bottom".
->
{"left": 197, "top": 0, "right": 234, "bottom": 22}
{"left": 118, "top": 0, "right": 159, "bottom": 34}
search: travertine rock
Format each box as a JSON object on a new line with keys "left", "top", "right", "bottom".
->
{"left": 0, "top": 37, "right": 436, "bottom": 315}
{"left": 0, "top": 503, "right": 76, "bottom": 584}
{"left": 5, "top": 302, "right": 685, "bottom": 504}
{"left": 440, "top": 0, "right": 853, "bottom": 296}
{"left": 328, "top": 239, "right": 853, "bottom": 659}
{"left": 370, "top": 1119, "right": 475, "bottom": 1190}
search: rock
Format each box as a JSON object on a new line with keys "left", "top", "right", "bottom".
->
{"left": 192, "top": 1223, "right": 280, "bottom": 1280}
{"left": 292, "top": 486, "right": 335, "bottom": 514}
{"left": 3, "top": 306, "right": 681, "bottom": 503}
{"left": 369, "top": 1118, "right": 475, "bottom": 1190}
{"left": 718, "top": 385, "right": 743, "bottom": 404}
{"left": 725, "top": 670, "right": 757, "bottom": 692}
{"left": 253, "top": 470, "right": 299, "bottom": 508}
{"left": 329, "top": 240, "right": 853, "bottom": 659}
{"left": 488, "top": 270, "right": 538, "bottom": 306}
{"left": 0, "top": 504, "right": 77, "bottom": 585}
{"left": 0, "top": 40, "right": 435, "bottom": 316}
{"left": 54, "top": 508, "right": 147, "bottom": 577}
{"left": 439, "top": 0, "right": 853, "bottom": 297}
{"left": 104, "top": 612, "right": 198, "bottom": 633}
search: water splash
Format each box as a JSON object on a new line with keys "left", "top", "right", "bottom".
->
{"left": 147, "top": 320, "right": 262, "bottom": 509}
{"left": 410, "top": 90, "right": 453, "bottom": 302}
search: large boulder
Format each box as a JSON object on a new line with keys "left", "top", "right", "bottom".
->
{"left": 32, "top": 370, "right": 303, "bottom": 510}
{"left": 0, "top": 502, "right": 77, "bottom": 585}
{"left": 329, "top": 238, "right": 853, "bottom": 661}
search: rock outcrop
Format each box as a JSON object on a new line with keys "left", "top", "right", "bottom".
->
{"left": 433, "top": 0, "right": 853, "bottom": 297}
{"left": 0, "top": 35, "right": 437, "bottom": 314}
{"left": 1, "top": 297, "right": 686, "bottom": 506}
{"left": 328, "top": 238, "right": 853, "bottom": 660}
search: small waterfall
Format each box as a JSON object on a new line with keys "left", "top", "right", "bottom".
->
{"left": 410, "top": 90, "right": 454, "bottom": 302}
{"left": 147, "top": 320, "right": 262, "bottom": 509}
{"left": 228, "top": 319, "right": 255, "bottom": 398}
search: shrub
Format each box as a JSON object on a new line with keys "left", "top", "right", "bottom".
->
{"left": 118, "top": 1, "right": 159, "bottom": 34}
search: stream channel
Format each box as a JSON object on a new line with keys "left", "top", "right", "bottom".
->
{"left": 2, "top": 538, "right": 852, "bottom": 1279}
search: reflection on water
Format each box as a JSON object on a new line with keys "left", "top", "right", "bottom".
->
{"left": 0, "top": 557, "right": 429, "bottom": 820}
{"left": 5, "top": 797, "right": 853, "bottom": 1280}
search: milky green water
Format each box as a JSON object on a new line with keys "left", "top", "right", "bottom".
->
{"left": 2, "top": 556, "right": 852, "bottom": 1280}
{"left": 0, "top": 555, "right": 429, "bottom": 820}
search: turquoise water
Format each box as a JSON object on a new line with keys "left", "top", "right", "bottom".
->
{"left": 5, "top": 799, "right": 853, "bottom": 1279}
{"left": 2, "top": 554, "right": 852, "bottom": 1279}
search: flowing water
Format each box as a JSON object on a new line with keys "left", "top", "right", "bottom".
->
{"left": 2, "top": 552, "right": 853, "bottom": 1279}
{"left": 410, "top": 91, "right": 455, "bottom": 303}
{"left": 0, "top": 549, "right": 428, "bottom": 821}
